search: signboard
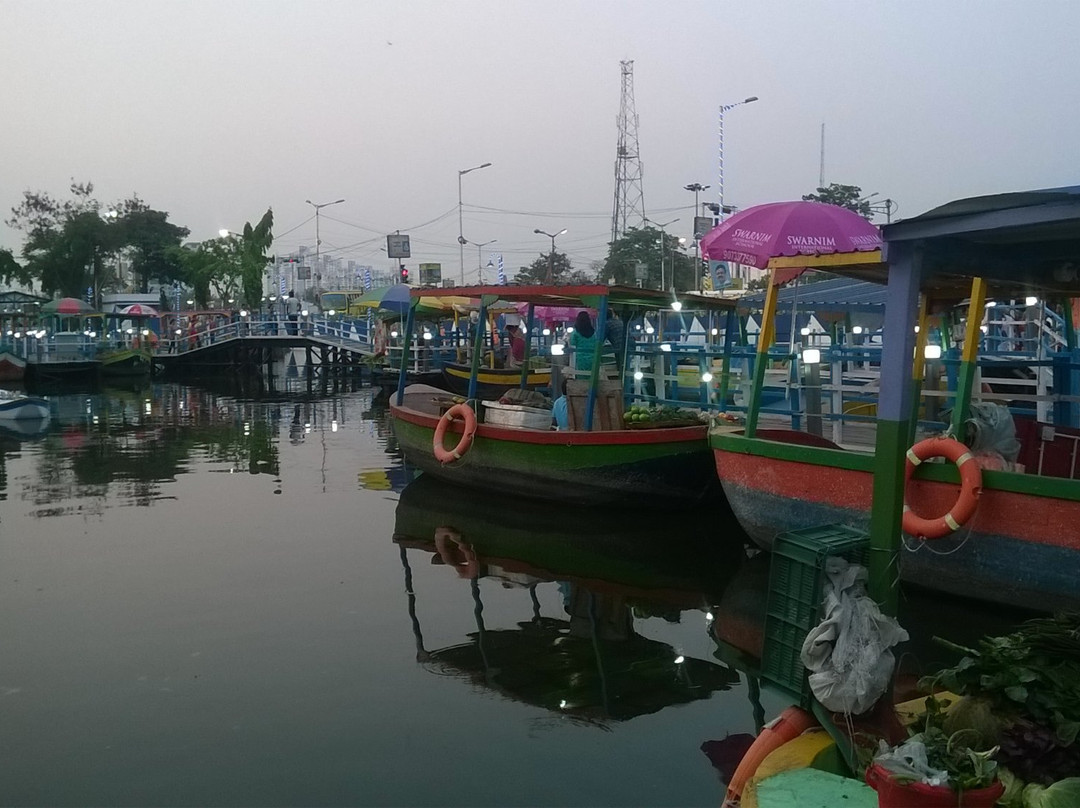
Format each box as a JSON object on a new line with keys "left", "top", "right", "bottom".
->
{"left": 418, "top": 262, "right": 442, "bottom": 286}
{"left": 708, "top": 260, "right": 731, "bottom": 289}
{"left": 386, "top": 234, "right": 411, "bottom": 259}
{"left": 296, "top": 266, "right": 312, "bottom": 280}
{"left": 634, "top": 261, "right": 648, "bottom": 281}
{"left": 694, "top": 216, "right": 714, "bottom": 240}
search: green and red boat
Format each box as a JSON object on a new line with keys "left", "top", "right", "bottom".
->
{"left": 709, "top": 187, "right": 1080, "bottom": 612}
{"left": 390, "top": 284, "right": 733, "bottom": 507}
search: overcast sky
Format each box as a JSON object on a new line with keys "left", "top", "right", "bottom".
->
{"left": 2, "top": 0, "right": 1078, "bottom": 284}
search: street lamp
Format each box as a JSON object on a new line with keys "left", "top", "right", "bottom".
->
{"left": 645, "top": 218, "right": 679, "bottom": 290}
{"left": 470, "top": 239, "right": 497, "bottom": 284}
{"left": 685, "top": 183, "right": 711, "bottom": 291}
{"left": 458, "top": 162, "right": 492, "bottom": 284}
{"left": 718, "top": 96, "right": 758, "bottom": 220}
{"left": 533, "top": 228, "right": 567, "bottom": 285}
{"left": 306, "top": 198, "right": 345, "bottom": 297}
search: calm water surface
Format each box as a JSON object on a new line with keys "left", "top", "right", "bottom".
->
{"left": 0, "top": 377, "right": 1029, "bottom": 807}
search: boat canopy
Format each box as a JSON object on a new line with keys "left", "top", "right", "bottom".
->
{"left": 408, "top": 283, "right": 737, "bottom": 312}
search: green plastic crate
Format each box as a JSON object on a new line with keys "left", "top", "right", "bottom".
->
{"left": 761, "top": 523, "right": 870, "bottom": 704}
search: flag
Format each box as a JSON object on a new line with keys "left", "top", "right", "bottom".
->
{"left": 279, "top": 275, "right": 286, "bottom": 296}
{"left": 496, "top": 253, "right": 506, "bottom": 285}
{"left": 363, "top": 266, "right": 373, "bottom": 290}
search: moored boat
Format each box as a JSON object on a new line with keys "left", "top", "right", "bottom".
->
{"left": 0, "top": 388, "right": 50, "bottom": 420}
{"left": 709, "top": 186, "right": 1080, "bottom": 612}
{"left": 390, "top": 284, "right": 734, "bottom": 507}
{"left": 0, "top": 350, "right": 27, "bottom": 382}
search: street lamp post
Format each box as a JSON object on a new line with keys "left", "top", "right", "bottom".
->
{"left": 458, "top": 162, "right": 492, "bottom": 284}
{"left": 718, "top": 96, "right": 758, "bottom": 219}
{"left": 645, "top": 218, "right": 679, "bottom": 290}
{"left": 471, "top": 239, "right": 497, "bottom": 284}
{"left": 533, "top": 228, "right": 567, "bottom": 285}
{"left": 684, "top": 183, "right": 711, "bottom": 291}
{"left": 306, "top": 198, "right": 345, "bottom": 299}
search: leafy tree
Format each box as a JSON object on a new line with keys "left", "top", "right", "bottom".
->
{"left": 113, "top": 200, "right": 189, "bottom": 292}
{"left": 239, "top": 209, "right": 273, "bottom": 307}
{"left": 601, "top": 226, "right": 695, "bottom": 291}
{"left": 514, "top": 250, "right": 573, "bottom": 284}
{"left": 802, "top": 183, "right": 873, "bottom": 219}
{"left": 0, "top": 248, "right": 32, "bottom": 288}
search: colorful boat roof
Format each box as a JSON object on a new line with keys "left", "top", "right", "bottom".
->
{"left": 407, "top": 283, "right": 736, "bottom": 310}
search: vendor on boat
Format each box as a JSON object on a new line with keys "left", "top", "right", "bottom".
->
{"left": 505, "top": 322, "right": 526, "bottom": 368}
{"left": 565, "top": 311, "right": 597, "bottom": 372}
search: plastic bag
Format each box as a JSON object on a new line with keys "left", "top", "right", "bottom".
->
{"left": 873, "top": 738, "right": 950, "bottom": 787}
{"left": 965, "top": 402, "right": 1020, "bottom": 463}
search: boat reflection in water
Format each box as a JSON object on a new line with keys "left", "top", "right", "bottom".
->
{"left": 394, "top": 475, "right": 747, "bottom": 724}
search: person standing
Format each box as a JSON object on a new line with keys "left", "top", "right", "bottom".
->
{"left": 285, "top": 290, "right": 300, "bottom": 335}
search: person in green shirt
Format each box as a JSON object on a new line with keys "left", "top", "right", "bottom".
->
{"left": 568, "top": 310, "right": 597, "bottom": 371}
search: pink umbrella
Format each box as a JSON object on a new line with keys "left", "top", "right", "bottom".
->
{"left": 120, "top": 303, "right": 158, "bottom": 316}
{"left": 700, "top": 201, "right": 881, "bottom": 284}
{"left": 514, "top": 302, "right": 591, "bottom": 322}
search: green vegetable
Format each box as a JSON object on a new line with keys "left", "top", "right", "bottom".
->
{"left": 1022, "top": 778, "right": 1080, "bottom": 808}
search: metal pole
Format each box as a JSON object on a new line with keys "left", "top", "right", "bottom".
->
{"left": 458, "top": 172, "right": 465, "bottom": 284}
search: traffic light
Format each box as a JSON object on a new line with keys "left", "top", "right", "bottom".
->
{"left": 399, "top": 265, "right": 409, "bottom": 283}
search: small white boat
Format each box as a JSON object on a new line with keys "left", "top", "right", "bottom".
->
{"left": 0, "top": 389, "right": 50, "bottom": 420}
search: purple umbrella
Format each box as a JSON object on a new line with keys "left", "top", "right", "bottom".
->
{"left": 700, "top": 201, "right": 881, "bottom": 284}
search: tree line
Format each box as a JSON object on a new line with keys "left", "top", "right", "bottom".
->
{"left": 1, "top": 181, "right": 273, "bottom": 309}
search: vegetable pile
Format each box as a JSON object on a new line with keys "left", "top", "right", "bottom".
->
{"left": 918, "top": 613, "right": 1080, "bottom": 797}
{"left": 622, "top": 404, "right": 699, "bottom": 427}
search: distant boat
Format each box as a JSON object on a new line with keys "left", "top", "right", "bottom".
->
{"left": 0, "top": 389, "right": 50, "bottom": 420}
{"left": 0, "top": 349, "right": 27, "bottom": 382}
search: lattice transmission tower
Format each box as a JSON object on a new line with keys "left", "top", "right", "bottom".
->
{"left": 611, "top": 60, "right": 646, "bottom": 244}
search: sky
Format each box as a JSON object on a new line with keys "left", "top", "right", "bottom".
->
{"left": 2, "top": 0, "right": 1078, "bottom": 286}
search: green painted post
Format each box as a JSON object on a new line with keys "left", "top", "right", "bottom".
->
{"left": 466, "top": 296, "right": 492, "bottom": 402}
{"left": 518, "top": 303, "right": 536, "bottom": 390}
{"left": 867, "top": 243, "right": 922, "bottom": 615}
{"left": 394, "top": 300, "right": 418, "bottom": 406}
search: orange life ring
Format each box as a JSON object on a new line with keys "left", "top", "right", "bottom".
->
{"left": 433, "top": 403, "right": 476, "bottom": 464}
{"left": 724, "top": 706, "right": 817, "bottom": 803}
{"left": 902, "top": 437, "right": 982, "bottom": 539}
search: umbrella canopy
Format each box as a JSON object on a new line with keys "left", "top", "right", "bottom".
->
{"left": 119, "top": 303, "right": 158, "bottom": 316}
{"left": 700, "top": 201, "right": 882, "bottom": 284}
{"left": 351, "top": 284, "right": 412, "bottom": 314}
{"left": 42, "top": 297, "right": 93, "bottom": 315}
{"left": 514, "top": 302, "right": 590, "bottom": 322}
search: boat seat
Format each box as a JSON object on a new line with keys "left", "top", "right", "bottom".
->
{"left": 565, "top": 379, "right": 625, "bottom": 431}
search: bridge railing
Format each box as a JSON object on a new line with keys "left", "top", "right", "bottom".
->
{"left": 156, "top": 315, "right": 376, "bottom": 355}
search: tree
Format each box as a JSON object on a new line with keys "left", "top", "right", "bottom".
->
{"left": 173, "top": 208, "right": 273, "bottom": 308}
{"left": 601, "top": 226, "right": 695, "bottom": 291}
{"left": 239, "top": 209, "right": 273, "bottom": 308}
{"left": 802, "top": 183, "right": 873, "bottom": 220}
{"left": 0, "top": 248, "right": 32, "bottom": 288}
{"left": 514, "top": 250, "right": 574, "bottom": 285}
{"left": 113, "top": 200, "right": 189, "bottom": 292}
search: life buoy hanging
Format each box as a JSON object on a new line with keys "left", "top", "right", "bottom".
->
{"left": 902, "top": 437, "right": 982, "bottom": 539}
{"left": 433, "top": 526, "right": 480, "bottom": 579}
{"left": 433, "top": 403, "right": 476, "bottom": 464}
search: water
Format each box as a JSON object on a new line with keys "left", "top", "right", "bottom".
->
{"left": 0, "top": 378, "right": 1032, "bottom": 807}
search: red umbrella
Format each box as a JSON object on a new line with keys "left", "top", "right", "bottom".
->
{"left": 42, "top": 297, "right": 92, "bottom": 315}
{"left": 120, "top": 303, "right": 158, "bottom": 316}
{"left": 700, "top": 201, "right": 881, "bottom": 284}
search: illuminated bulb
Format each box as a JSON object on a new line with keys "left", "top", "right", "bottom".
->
{"left": 671, "top": 301, "right": 683, "bottom": 312}
{"left": 239, "top": 310, "right": 249, "bottom": 317}
{"left": 559, "top": 700, "right": 568, "bottom": 709}
{"left": 550, "top": 343, "right": 565, "bottom": 356}
{"left": 566, "top": 326, "right": 575, "bottom": 334}
{"left": 1025, "top": 296, "right": 1038, "bottom": 306}
{"left": 542, "top": 328, "right": 551, "bottom": 336}
{"left": 331, "top": 420, "right": 339, "bottom": 432}
{"left": 13, "top": 332, "right": 21, "bottom": 339}
{"left": 390, "top": 330, "right": 399, "bottom": 338}
{"left": 980, "top": 325, "right": 988, "bottom": 334}
{"left": 802, "top": 348, "right": 821, "bottom": 365}
{"left": 423, "top": 332, "right": 433, "bottom": 340}
{"left": 914, "top": 325, "right": 920, "bottom": 333}
{"left": 126, "top": 328, "right": 134, "bottom": 335}
{"left": 702, "top": 372, "right": 714, "bottom": 383}
{"left": 175, "top": 329, "right": 182, "bottom": 335}
{"left": 645, "top": 326, "right": 655, "bottom": 335}
{"left": 710, "top": 328, "right": 718, "bottom": 336}
{"left": 852, "top": 326, "right": 863, "bottom": 335}
{"left": 674, "top": 655, "right": 685, "bottom": 664}
{"left": 301, "top": 310, "right": 309, "bottom": 317}
{"left": 706, "top": 612, "right": 714, "bottom": 621}
{"left": 634, "top": 370, "right": 644, "bottom": 381}
{"left": 924, "top": 344, "right": 942, "bottom": 360}
{"left": 660, "top": 343, "right": 672, "bottom": 352}
{"left": 328, "top": 309, "right": 336, "bottom": 316}
{"left": 141, "top": 329, "right": 149, "bottom": 336}
{"left": 801, "top": 327, "right": 810, "bottom": 336}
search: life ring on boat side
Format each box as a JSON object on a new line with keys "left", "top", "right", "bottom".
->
{"left": 433, "top": 403, "right": 476, "bottom": 464}
{"left": 433, "top": 526, "right": 480, "bottom": 579}
{"left": 902, "top": 437, "right": 982, "bottom": 540}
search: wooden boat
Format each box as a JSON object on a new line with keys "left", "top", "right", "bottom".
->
{"left": 439, "top": 360, "right": 551, "bottom": 399}
{"left": 0, "top": 389, "right": 50, "bottom": 420}
{"left": 0, "top": 350, "right": 27, "bottom": 382}
{"left": 711, "top": 186, "right": 1080, "bottom": 612}
{"left": 389, "top": 284, "right": 734, "bottom": 507}
{"left": 99, "top": 346, "right": 153, "bottom": 377}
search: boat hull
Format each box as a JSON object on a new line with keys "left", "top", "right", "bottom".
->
{"left": 713, "top": 433, "right": 1080, "bottom": 611}
{"left": 0, "top": 396, "right": 50, "bottom": 421}
{"left": 0, "top": 351, "right": 27, "bottom": 382}
{"left": 392, "top": 403, "right": 719, "bottom": 507}
{"left": 100, "top": 348, "right": 152, "bottom": 377}
{"left": 440, "top": 362, "right": 552, "bottom": 399}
